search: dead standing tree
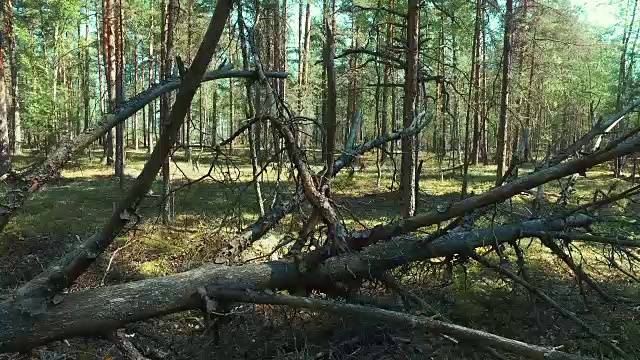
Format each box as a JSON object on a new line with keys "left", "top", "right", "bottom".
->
{"left": 3, "top": 2, "right": 640, "bottom": 360}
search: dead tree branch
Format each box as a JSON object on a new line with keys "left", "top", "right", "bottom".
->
{"left": 470, "top": 251, "right": 628, "bottom": 358}
{"left": 209, "top": 290, "right": 590, "bottom": 360}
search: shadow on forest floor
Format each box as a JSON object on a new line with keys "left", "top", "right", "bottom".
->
{"left": 1, "top": 149, "right": 640, "bottom": 359}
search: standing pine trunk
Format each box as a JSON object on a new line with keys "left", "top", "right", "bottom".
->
{"left": 83, "top": 0, "right": 90, "bottom": 132}
{"left": 160, "top": 0, "right": 176, "bottom": 224}
{"left": 238, "top": 1, "right": 265, "bottom": 216}
{"left": 380, "top": 6, "right": 393, "bottom": 164}
{"left": 228, "top": 17, "right": 235, "bottom": 152}
{"left": 184, "top": 0, "right": 193, "bottom": 161}
{"left": 614, "top": 0, "right": 638, "bottom": 177}
{"left": 147, "top": 0, "right": 154, "bottom": 153}
{"left": 496, "top": 0, "right": 513, "bottom": 184}
{"left": 5, "top": 0, "right": 20, "bottom": 154}
{"left": 462, "top": 0, "right": 481, "bottom": 196}
{"left": 95, "top": 0, "right": 104, "bottom": 117}
{"left": 401, "top": 0, "right": 419, "bottom": 218}
{"left": 297, "top": 0, "right": 303, "bottom": 113}
{"left": 103, "top": 0, "right": 116, "bottom": 165}
{"left": 0, "top": 0, "right": 10, "bottom": 175}
{"left": 470, "top": 0, "right": 483, "bottom": 165}
{"left": 324, "top": 20, "right": 337, "bottom": 179}
{"left": 114, "top": 0, "right": 125, "bottom": 186}
{"left": 133, "top": 37, "right": 139, "bottom": 150}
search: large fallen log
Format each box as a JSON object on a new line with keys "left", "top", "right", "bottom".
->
{"left": 0, "top": 69, "right": 287, "bottom": 233}
{"left": 0, "top": 215, "right": 592, "bottom": 352}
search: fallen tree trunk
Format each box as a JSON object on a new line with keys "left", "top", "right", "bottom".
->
{"left": 228, "top": 113, "right": 639, "bottom": 262}
{"left": 0, "top": 215, "right": 592, "bottom": 352}
{"left": 0, "top": 69, "right": 287, "bottom": 233}
{"left": 347, "top": 135, "right": 640, "bottom": 247}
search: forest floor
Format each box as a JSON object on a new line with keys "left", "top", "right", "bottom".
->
{"left": 1, "top": 148, "right": 640, "bottom": 360}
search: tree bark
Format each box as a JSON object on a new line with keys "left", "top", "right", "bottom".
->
{"left": 5, "top": 0, "right": 20, "bottom": 155}
{"left": 0, "top": 215, "right": 593, "bottom": 355}
{"left": 115, "top": 0, "right": 125, "bottom": 186}
{"left": 324, "top": 21, "right": 337, "bottom": 179}
{"left": 147, "top": 0, "right": 155, "bottom": 153}
{"left": 133, "top": 37, "right": 139, "bottom": 150}
{"left": 496, "top": 0, "right": 513, "bottom": 184}
{"left": 160, "top": 0, "right": 176, "bottom": 224}
{"left": 401, "top": 0, "right": 419, "bottom": 218}
{"left": 83, "top": 0, "right": 90, "bottom": 132}
{"left": 238, "top": 1, "right": 265, "bottom": 216}
{"left": 0, "top": 0, "right": 10, "bottom": 176}
{"left": 470, "top": 0, "right": 483, "bottom": 165}
{"left": 104, "top": 0, "right": 116, "bottom": 165}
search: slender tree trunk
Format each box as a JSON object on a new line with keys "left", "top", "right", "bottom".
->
{"left": 211, "top": 86, "right": 218, "bottom": 146}
{"left": 141, "top": 44, "right": 147, "bottom": 149}
{"left": 324, "top": 18, "right": 337, "bottom": 181}
{"left": 462, "top": 0, "right": 481, "bottom": 196}
{"left": 0, "top": 0, "right": 10, "bottom": 175}
{"left": 83, "top": 0, "right": 90, "bottom": 133}
{"left": 614, "top": 0, "right": 638, "bottom": 177}
{"left": 524, "top": 28, "right": 536, "bottom": 162}
{"left": 470, "top": 0, "right": 482, "bottom": 165}
{"left": 96, "top": 0, "right": 104, "bottom": 117}
{"left": 6, "top": 0, "right": 20, "bottom": 154}
{"left": 133, "top": 38, "right": 139, "bottom": 150}
{"left": 496, "top": 0, "right": 513, "bottom": 184}
{"left": 115, "top": 0, "right": 125, "bottom": 186}
{"left": 401, "top": 0, "right": 419, "bottom": 218}
{"left": 280, "top": 0, "right": 287, "bottom": 102}
{"left": 480, "top": 10, "right": 488, "bottom": 165}
{"left": 297, "top": 0, "right": 303, "bottom": 112}
{"left": 147, "top": 0, "right": 155, "bottom": 153}
{"left": 160, "top": 0, "right": 176, "bottom": 224}
{"left": 238, "top": 1, "right": 265, "bottom": 216}
{"left": 198, "top": 88, "right": 203, "bottom": 146}
{"left": 320, "top": 0, "right": 328, "bottom": 162}
{"left": 228, "top": 17, "right": 235, "bottom": 152}
{"left": 104, "top": 0, "right": 116, "bottom": 165}
{"left": 184, "top": 0, "right": 193, "bottom": 161}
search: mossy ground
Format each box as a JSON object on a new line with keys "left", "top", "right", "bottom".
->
{"left": 1, "top": 147, "right": 639, "bottom": 359}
